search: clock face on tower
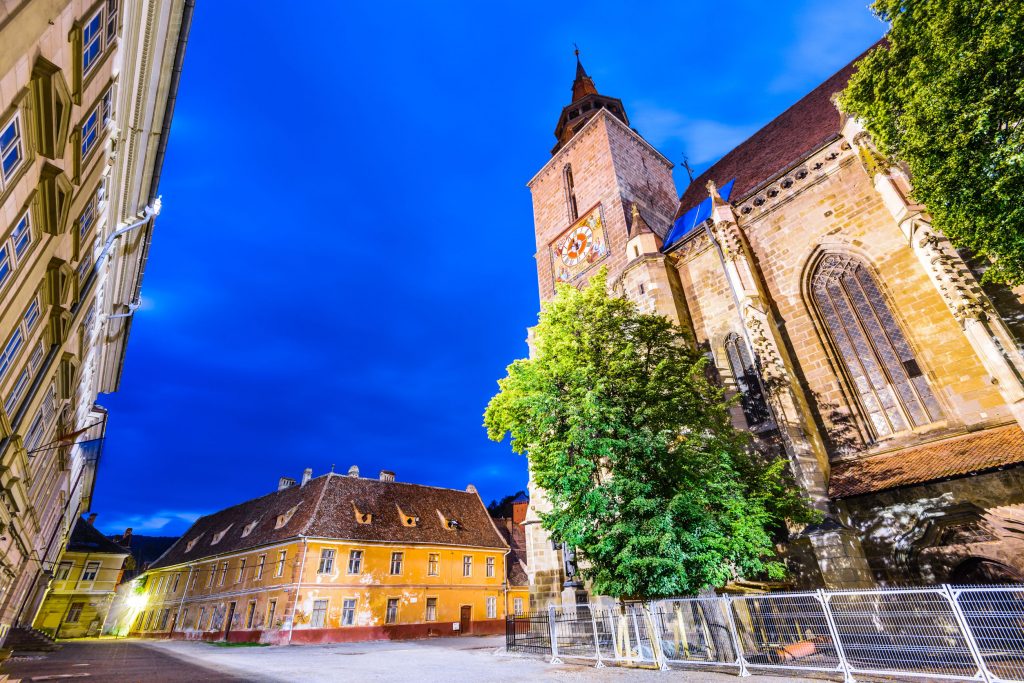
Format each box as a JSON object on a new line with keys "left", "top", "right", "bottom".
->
{"left": 551, "top": 205, "right": 608, "bottom": 285}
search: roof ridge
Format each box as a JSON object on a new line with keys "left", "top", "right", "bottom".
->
{"left": 301, "top": 472, "right": 335, "bottom": 536}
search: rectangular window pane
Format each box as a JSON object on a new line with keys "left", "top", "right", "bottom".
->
{"left": 385, "top": 598, "right": 398, "bottom": 624}
{"left": 342, "top": 598, "right": 355, "bottom": 626}
{"left": 23, "top": 298, "right": 39, "bottom": 330}
{"left": 428, "top": 553, "right": 439, "bottom": 576}
{"left": 389, "top": 551, "right": 402, "bottom": 575}
{"left": 311, "top": 599, "right": 327, "bottom": 628}
{"left": 12, "top": 214, "right": 31, "bottom": 259}
{"left": 83, "top": 13, "right": 103, "bottom": 74}
{"left": 425, "top": 597, "right": 436, "bottom": 622}
{"left": 81, "top": 110, "right": 99, "bottom": 159}
{"left": 318, "top": 548, "right": 335, "bottom": 574}
{"left": 486, "top": 596, "right": 496, "bottom": 619}
{"left": 486, "top": 557, "right": 495, "bottom": 578}
{"left": 4, "top": 369, "right": 29, "bottom": 415}
{"left": 0, "top": 116, "right": 22, "bottom": 180}
{"left": 266, "top": 599, "right": 276, "bottom": 627}
{"left": 462, "top": 555, "right": 472, "bottom": 577}
{"left": 0, "top": 246, "right": 10, "bottom": 289}
{"left": 348, "top": 549, "right": 362, "bottom": 574}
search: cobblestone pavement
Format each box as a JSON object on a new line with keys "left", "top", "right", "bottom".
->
{"left": 1, "top": 636, "right": 832, "bottom": 682}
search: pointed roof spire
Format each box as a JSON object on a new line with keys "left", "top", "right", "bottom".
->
{"left": 572, "top": 45, "right": 599, "bottom": 101}
{"left": 629, "top": 203, "right": 655, "bottom": 237}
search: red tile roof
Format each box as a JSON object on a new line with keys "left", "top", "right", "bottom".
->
{"left": 675, "top": 42, "right": 883, "bottom": 220}
{"left": 151, "top": 474, "right": 507, "bottom": 569}
{"left": 829, "top": 424, "right": 1024, "bottom": 498}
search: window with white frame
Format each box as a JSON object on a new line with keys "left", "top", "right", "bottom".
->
{"left": 0, "top": 113, "right": 24, "bottom": 187}
{"left": 425, "top": 597, "right": 437, "bottom": 622}
{"left": 427, "top": 553, "right": 439, "bottom": 576}
{"left": 82, "top": 10, "right": 104, "bottom": 76}
{"left": 23, "top": 410, "right": 46, "bottom": 453}
{"left": 206, "top": 563, "right": 214, "bottom": 588}
{"left": 218, "top": 561, "right": 227, "bottom": 586}
{"left": 79, "top": 187, "right": 99, "bottom": 240}
{"left": 514, "top": 598, "right": 523, "bottom": 616}
{"left": 486, "top": 596, "right": 497, "bottom": 619}
{"left": 0, "top": 212, "right": 34, "bottom": 291}
{"left": 389, "top": 551, "right": 403, "bottom": 575}
{"left": 1, "top": 294, "right": 43, "bottom": 392}
{"left": 462, "top": 555, "right": 472, "bottom": 577}
{"left": 4, "top": 369, "right": 29, "bottom": 416}
{"left": 318, "top": 548, "right": 335, "bottom": 574}
{"left": 180, "top": 607, "right": 188, "bottom": 627}
{"left": 310, "top": 599, "right": 327, "bottom": 628}
{"left": 67, "top": 602, "right": 84, "bottom": 623}
{"left": 197, "top": 606, "right": 206, "bottom": 629}
{"left": 55, "top": 561, "right": 72, "bottom": 581}
{"left": 266, "top": 599, "right": 277, "bottom": 627}
{"left": 171, "top": 572, "right": 180, "bottom": 592}
{"left": 105, "top": 0, "right": 119, "bottom": 45}
{"left": 341, "top": 598, "right": 355, "bottom": 626}
{"left": 347, "top": 549, "right": 363, "bottom": 574}
{"left": 486, "top": 557, "right": 495, "bottom": 578}
{"left": 80, "top": 561, "right": 99, "bottom": 583}
{"left": 80, "top": 85, "right": 113, "bottom": 162}
{"left": 275, "top": 549, "right": 286, "bottom": 577}
{"left": 245, "top": 600, "right": 256, "bottom": 629}
{"left": 256, "top": 554, "right": 265, "bottom": 580}
{"left": 385, "top": 598, "right": 398, "bottom": 624}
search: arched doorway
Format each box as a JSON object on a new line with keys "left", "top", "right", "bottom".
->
{"left": 950, "top": 558, "right": 1024, "bottom": 584}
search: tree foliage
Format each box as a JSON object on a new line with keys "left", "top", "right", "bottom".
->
{"left": 840, "top": 0, "right": 1024, "bottom": 284}
{"left": 484, "top": 272, "right": 813, "bottom": 599}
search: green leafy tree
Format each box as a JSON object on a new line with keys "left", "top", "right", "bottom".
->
{"left": 484, "top": 271, "right": 813, "bottom": 599}
{"left": 840, "top": 0, "right": 1024, "bottom": 284}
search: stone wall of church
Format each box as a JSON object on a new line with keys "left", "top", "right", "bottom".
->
{"left": 842, "top": 470, "right": 1024, "bottom": 584}
{"left": 674, "top": 141, "right": 1013, "bottom": 465}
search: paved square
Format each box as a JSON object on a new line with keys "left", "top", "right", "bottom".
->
{"left": 2, "top": 636, "right": 829, "bottom": 682}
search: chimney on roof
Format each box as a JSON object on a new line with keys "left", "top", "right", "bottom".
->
{"left": 466, "top": 484, "right": 477, "bottom": 494}
{"left": 379, "top": 470, "right": 395, "bottom": 482}
{"left": 87, "top": 513, "right": 97, "bottom": 526}
{"left": 348, "top": 465, "right": 359, "bottom": 478}
{"left": 278, "top": 476, "right": 296, "bottom": 491}
{"left": 301, "top": 468, "right": 313, "bottom": 487}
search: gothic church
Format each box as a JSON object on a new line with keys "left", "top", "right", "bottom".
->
{"left": 523, "top": 49, "right": 1024, "bottom": 607}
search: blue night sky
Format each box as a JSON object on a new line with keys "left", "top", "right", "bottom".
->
{"left": 92, "top": 1, "right": 885, "bottom": 537}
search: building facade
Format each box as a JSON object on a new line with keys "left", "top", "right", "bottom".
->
{"left": 31, "top": 514, "right": 127, "bottom": 637}
{"left": 491, "top": 497, "right": 529, "bottom": 617}
{"left": 0, "top": 0, "right": 191, "bottom": 636}
{"left": 523, "top": 50, "right": 1024, "bottom": 606}
{"left": 120, "top": 468, "right": 513, "bottom": 644}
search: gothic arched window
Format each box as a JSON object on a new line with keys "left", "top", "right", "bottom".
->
{"left": 563, "top": 164, "right": 579, "bottom": 222}
{"left": 811, "top": 253, "right": 942, "bottom": 438}
{"left": 724, "top": 333, "right": 775, "bottom": 432}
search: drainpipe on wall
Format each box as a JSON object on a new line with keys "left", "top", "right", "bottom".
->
{"left": 502, "top": 547, "right": 511, "bottom": 618}
{"left": 287, "top": 538, "right": 308, "bottom": 645}
{"left": 96, "top": 200, "right": 161, "bottom": 271}
{"left": 174, "top": 565, "right": 193, "bottom": 637}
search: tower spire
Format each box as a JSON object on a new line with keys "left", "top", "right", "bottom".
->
{"left": 571, "top": 46, "right": 599, "bottom": 102}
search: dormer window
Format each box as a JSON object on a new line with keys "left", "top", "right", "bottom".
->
{"left": 396, "top": 504, "right": 418, "bottom": 527}
{"left": 184, "top": 533, "right": 204, "bottom": 553}
{"left": 436, "top": 510, "right": 461, "bottom": 531}
{"left": 241, "top": 519, "right": 260, "bottom": 537}
{"left": 275, "top": 505, "right": 299, "bottom": 529}
{"left": 211, "top": 524, "right": 232, "bottom": 545}
{"left": 352, "top": 501, "right": 371, "bottom": 525}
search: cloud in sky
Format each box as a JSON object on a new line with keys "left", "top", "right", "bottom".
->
{"left": 768, "top": 0, "right": 887, "bottom": 94}
{"left": 98, "top": 510, "right": 206, "bottom": 536}
{"left": 630, "top": 102, "right": 759, "bottom": 165}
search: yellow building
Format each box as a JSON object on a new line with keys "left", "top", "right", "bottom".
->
{"left": 31, "top": 515, "right": 127, "bottom": 637}
{"left": 122, "top": 468, "right": 511, "bottom": 644}
{"left": 0, "top": 0, "right": 191, "bottom": 639}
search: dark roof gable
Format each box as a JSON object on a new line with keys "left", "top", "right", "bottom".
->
{"left": 68, "top": 518, "right": 129, "bottom": 555}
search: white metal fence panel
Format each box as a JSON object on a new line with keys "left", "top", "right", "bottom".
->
{"left": 729, "top": 591, "right": 845, "bottom": 676}
{"left": 507, "top": 583, "right": 1024, "bottom": 682}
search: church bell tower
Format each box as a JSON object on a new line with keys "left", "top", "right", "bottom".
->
{"left": 522, "top": 54, "right": 691, "bottom": 608}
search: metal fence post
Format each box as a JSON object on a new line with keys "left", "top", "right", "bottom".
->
{"left": 942, "top": 584, "right": 995, "bottom": 683}
{"left": 548, "top": 604, "right": 562, "bottom": 664}
{"left": 723, "top": 595, "right": 751, "bottom": 677}
{"left": 817, "top": 589, "right": 855, "bottom": 683}
{"left": 588, "top": 605, "right": 605, "bottom": 667}
{"left": 644, "top": 603, "right": 669, "bottom": 671}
